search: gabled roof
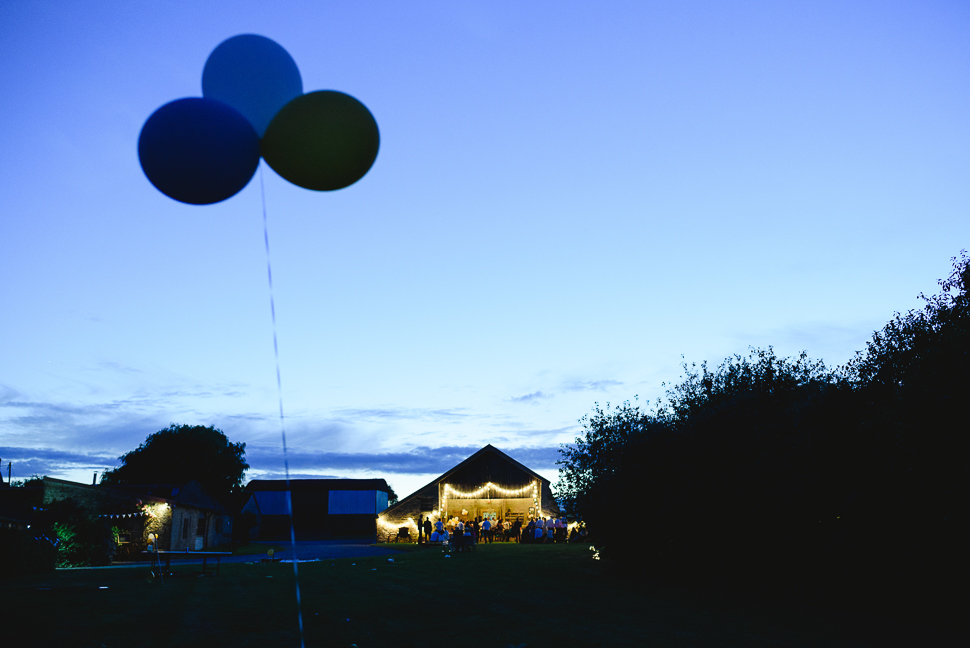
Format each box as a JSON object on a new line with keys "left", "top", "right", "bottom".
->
{"left": 245, "top": 478, "right": 390, "bottom": 493}
{"left": 224, "top": 490, "right": 258, "bottom": 515}
{"left": 432, "top": 444, "right": 551, "bottom": 487}
{"left": 43, "top": 478, "right": 227, "bottom": 513}
{"left": 106, "top": 481, "right": 228, "bottom": 512}
{"left": 382, "top": 445, "right": 553, "bottom": 517}
{"left": 170, "top": 481, "right": 228, "bottom": 513}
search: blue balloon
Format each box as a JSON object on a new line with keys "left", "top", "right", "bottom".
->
{"left": 138, "top": 98, "right": 261, "bottom": 205}
{"left": 202, "top": 34, "right": 303, "bottom": 137}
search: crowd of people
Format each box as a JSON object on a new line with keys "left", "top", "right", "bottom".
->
{"left": 414, "top": 514, "right": 587, "bottom": 551}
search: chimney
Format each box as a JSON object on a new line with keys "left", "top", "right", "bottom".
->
{"left": 93, "top": 471, "right": 98, "bottom": 485}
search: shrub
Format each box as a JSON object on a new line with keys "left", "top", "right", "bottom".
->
{"left": 34, "top": 498, "right": 116, "bottom": 567}
{"left": 0, "top": 527, "right": 56, "bottom": 576}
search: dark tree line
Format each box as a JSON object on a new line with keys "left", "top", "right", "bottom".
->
{"left": 1, "top": 425, "right": 249, "bottom": 572}
{"left": 101, "top": 423, "right": 248, "bottom": 504}
{"left": 557, "top": 252, "right": 968, "bottom": 622}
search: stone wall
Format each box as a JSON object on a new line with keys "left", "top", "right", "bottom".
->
{"left": 169, "top": 506, "right": 232, "bottom": 550}
{"left": 171, "top": 506, "right": 197, "bottom": 551}
{"left": 42, "top": 478, "right": 128, "bottom": 511}
{"left": 377, "top": 483, "right": 437, "bottom": 542}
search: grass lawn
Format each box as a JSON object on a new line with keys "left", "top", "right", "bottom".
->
{"left": 0, "top": 543, "right": 934, "bottom": 648}
{"left": 209, "top": 542, "right": 287, "bottom": 557}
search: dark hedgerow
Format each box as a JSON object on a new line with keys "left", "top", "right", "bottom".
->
{"left": 0, "top": 527, "right": 56, "bottom": 576}
{"left": 557, "top": 252, "right": 970, "bottom": 625}
{"left": 32, "top": 497, "right": 117, "bottom": 568}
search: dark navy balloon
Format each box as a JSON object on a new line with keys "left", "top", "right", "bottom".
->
{"left": 138, "top": 98, "right": 260, "bottom": 205}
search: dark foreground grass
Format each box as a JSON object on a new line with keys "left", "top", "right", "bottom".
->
{"left": 210, "top": 542, "right": 287, "bottom": 556}
{"left": 0, "top": 543, "right": 947, "bottom": 648}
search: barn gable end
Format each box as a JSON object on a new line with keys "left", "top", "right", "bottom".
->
{"left": 378, "top": 445, "right": 559, "bottom": 541}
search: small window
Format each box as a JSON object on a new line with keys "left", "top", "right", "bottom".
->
{"left": 182, "top": 519, "right": 189, "bottom": 539}
{"left": 197, "top": 518, "right": 205, "bottom": 535}
{"left": 215, "top": 519, "right": 222, "bottom": 533}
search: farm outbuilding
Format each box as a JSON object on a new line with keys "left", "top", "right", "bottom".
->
{"left": 245, "top": 478, "right": 391, "bottom": 540}
{"left": 36, "top": 477, "right": 232, "bottom": 557}
{"left": 378, "top": 445, "right": 560, "bottom": 541}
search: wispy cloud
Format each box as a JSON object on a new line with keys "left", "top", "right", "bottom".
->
{"left": 500, "top": 445, "right": 564, "bottom": 469}
{"left": 0, "top": 386, "right": 572, "bottom": 488}
{"left": 248, "top": 472, "right": 345, "bottom": 481}
{"left": 731, "top": 321, "right": 880, "bottom": 366}
{"left": 562, "top": 379, "right": 623, "bottom": 392}
{"left": 0, "top": 447, "right": 117, "bottom": 463}
{"left": 509, "top": 391, "right": 548, "bottom": 403}
{"left": 0, "top": 384, "right": 19, "bottom": 401}
{"left": 0, "top": 446, "right": 121, "bottom": 481}
{"left": 0, "top": 396, "right": 172, "bottom": 448}
{"left": 329, "top": 406, "right": 470, "bottom": 422}
{"left": 0, "top": 439, "right": 568, "bottom": 487}
{"left": 222, "top": 412, "right": 275, "bottom": 424}
{"left": 94, "top": 361, "right": 145, "bottom": 375}
{"left": 0, "top": 380, "right": 261, "bottom": 455}
{"left": 245, "top": 444, "right": 564, "bottom": 476}
{"left": 496, "top": 425, "right": 577, "bottom": 447}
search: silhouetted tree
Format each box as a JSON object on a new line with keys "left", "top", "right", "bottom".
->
{"left": 101, "top": 424, "right": 248, "bottom": 504}
{"left": 558, "top": 348, "right": 840, "bottom": 580}
{"left": 9, "top": 474, "right": 44, "bottom": 488}
{"left": 557, "top": 251, "right": 969, "bottom": 624}
{"left": 837, "top": 250, "right": 969, "bottom": 603}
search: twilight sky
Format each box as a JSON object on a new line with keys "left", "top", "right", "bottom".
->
{"left": 1, "top": 0, "right": 968, "bottom": 498}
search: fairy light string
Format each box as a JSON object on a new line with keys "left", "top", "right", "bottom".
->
{"left": 438, "top": 481, "right": 544, "bottom": 519}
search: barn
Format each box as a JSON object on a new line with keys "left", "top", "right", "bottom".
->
{"left": 378, "top": 445, "right": 561, "bottom": 541}
{"left": 245, "top": 478, "right": 390, "bottom": 540}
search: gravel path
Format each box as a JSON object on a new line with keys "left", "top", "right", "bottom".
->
{"left": 234, "top": 540, "right": 400, "bottom": 563}
{"left": 66, "top": 540, "right": 401, "bottom": 570}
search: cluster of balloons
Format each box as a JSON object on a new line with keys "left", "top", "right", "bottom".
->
{"left": 139, "top": 35, "right": 380, "bottom": 205}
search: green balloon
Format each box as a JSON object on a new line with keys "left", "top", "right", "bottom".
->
{"left": 262, "top": 90, "right": 379, "bottom": 191}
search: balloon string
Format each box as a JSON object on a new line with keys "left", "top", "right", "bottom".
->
{"left": 261, "top": 165, "right": 306, "bottom": 648}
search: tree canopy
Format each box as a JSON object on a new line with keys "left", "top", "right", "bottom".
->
{"left": 9, "top": 474, "right": 44, "bottom": 488}
{"left": 100, "top": 424, "right": 248, "bottom": 503}
{"left": 557, "top": 251, "right": 969, "bottom": 625}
